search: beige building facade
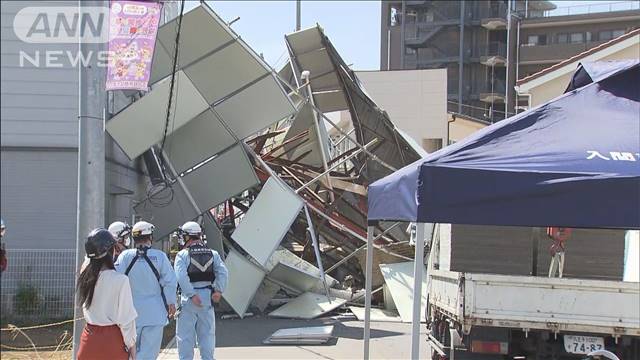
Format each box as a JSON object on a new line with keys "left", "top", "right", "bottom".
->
{"left": 448, "top": 113, "right": 490, "bottom": 144}
{"left": 516, "top": 29, "right": 640, "bottom": 108}
{"left": 354, "top": 69, "right": 448, "bottom": 153}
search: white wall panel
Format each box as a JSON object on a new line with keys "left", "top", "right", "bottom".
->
{"left": 180, "top": 145, "right": 259, "bottom": 212}
{"left": 163, "top": 109, "right": 235, "bottom": 174}
{"left": 223, "top": 250, "right": 265, "bottom": 317}
{"left": 151, "top": 6, "right": 233, "bottom": 83}
{"left": 106, "top": 71, "right": 209, "bottom": 159}
{"left": 379, "top": 262, "right": 428, "bottom": 323}
{"left": 214, "top": 75, "right": 295, "bottom": 139}
{"left": 232, "top": 177, "right": 303, "bottom": 266}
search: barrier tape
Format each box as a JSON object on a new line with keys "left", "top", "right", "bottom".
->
{"left": 0, "top": 318, "right": 82, "bottom": 332}
{"left": 1, "top": 342, "right": 72, "bottom": 351}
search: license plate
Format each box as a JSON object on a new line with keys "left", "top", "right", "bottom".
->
{"left": 563, "top": 335, "right": 605, "bottom": 355}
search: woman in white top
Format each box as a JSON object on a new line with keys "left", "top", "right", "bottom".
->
{"left": 76, "top": 228, "right": 138, "bottom": 360}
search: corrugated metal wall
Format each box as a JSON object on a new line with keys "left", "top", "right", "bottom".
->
{"left": 449, "top": 224, "right": 625, "bottom": 280}
{"left": 0, "top": 149, "right": 78, "bottom": 249}
{"left": 0, "top": 1, "right": 80, "bottom": 148}
{"left": 1, "top": 1, "right": 81, "bottom": 250}
{"left": 0, "top": 1, "right": 143, "bottom": 250}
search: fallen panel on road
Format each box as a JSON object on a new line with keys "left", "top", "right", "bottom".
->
{"left": 379, "top": 262, "right": 428, "bottom": 323}
{"left": 263, "top": 325, "right": 334, "bottom": 345}
{"left": 268, "top": 292, "right": 346, "bottom": 320}
{"left": 222, "top": 250, "right": 265, "bottom": 318}
{"left": 348, "top": 306, "right": 401, "bottom": 323}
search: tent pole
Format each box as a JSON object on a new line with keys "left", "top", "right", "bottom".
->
{"left": 410, "top": 222, "right": 426, "bottom": 359}
{"left": 363, "top": 225, "right": 374, "bottom": 360}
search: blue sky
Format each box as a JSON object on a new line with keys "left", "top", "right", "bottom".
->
{"left": 192, "top": 0, "right": 637, "bottom": 71}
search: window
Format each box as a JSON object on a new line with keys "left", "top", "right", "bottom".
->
{"left": 599, "top": 30, "right": 625, "bottom": 41}
{"left": 527, "top": 34, "right": 547, "bottom": 46}
{"left": 612, "top": 30, "right": 625, "bottom": 38}
{"left": 570, "top": 32, "right": 584, "bottom": 43}
{"left": 557, "top": 33, "right": 568, "bottom": 44}
{"left": 600, "top": 30, "right": 613, "bottom": 41}
{"left": 405, "top": 47, "right": 416, "bottom": 55}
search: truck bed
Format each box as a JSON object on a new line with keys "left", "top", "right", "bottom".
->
{"left": 429, "top": 270, "right": 640, "bottom": 336}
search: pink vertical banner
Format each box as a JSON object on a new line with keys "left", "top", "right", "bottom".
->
{"left": 106, "top": 0, "right": 162, "bottom": 91}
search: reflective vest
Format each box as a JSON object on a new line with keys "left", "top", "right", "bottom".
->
{"left": 187, "top": 244, "right": 216, "bottom": 283}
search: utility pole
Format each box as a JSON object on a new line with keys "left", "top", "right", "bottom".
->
{"left": 458, "top": 1, "right": 465, "bottom": 114}
{"left": 505, "top": 0, "right": 512, "bottom": 120}
{"left": 400, "top": 0, "right": 406, "bottom": 68}
{"left": 73, "top": 0, "right": 107, "bottom": 357}
{"left": 296, "top": 0, "right": 301, "bottom": 31}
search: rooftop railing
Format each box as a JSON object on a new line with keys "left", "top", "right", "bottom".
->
{"left": 530, "top": 1, "right": 639, "bottom": 18}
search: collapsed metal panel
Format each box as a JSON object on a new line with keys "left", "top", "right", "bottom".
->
{"left": 285, "top": 27, "right": 348, "bottom": 113}
{"left": 285, "top": 25, "right": 420, "bottom": 182}
{"left": 133, "top": 182, "right": 200, "bottom": 239}
{"left": 348, "top": 306, "right": 401, "bottom": 323}
{"left": 319, "top": 30, "right": 422, "bottom": 182}
{"left": 163, "top": 109, "right": 235, "bottom": 174}
{"left": 150, "top": 6, "right": 234, "bottom": 83}
{"left": 223, "top": 250, "right": 265, "bottom": 317}
{"left": 179, "top": 144, "right": 259, "bottom": 212}
{"left": 268, "top": 262, "right": 319, "bottom": 293}
{"left": 231, "top": 177, "right": 304, "bottom": 266}
{"left": 379, "top": 262, "right": 428, "bottom": 323}
{"left": 264, "top": 326, "right": 334, "bottom": 345}
{"left": 280, "top": 102, "right": 324, "bottom": 167}
{"left": 113, "top": 4, "right": 294, "bottom": 166}
{"left": 312, "top": 90, "right": 349, "bottom": 113}
{"left": 183, "top": 42, "right": 267, "bottom": 104}
{"left": 106, "top": 71, "right": 209, "bottom": 160}
{"left": 202, "top": 213, "right": 224, "bottom": 256}
{"left": 268, "top": 292, "right": 346, "bottom": 320}
{"left": 214, "top": 75, "right": 295, "bottom": 139}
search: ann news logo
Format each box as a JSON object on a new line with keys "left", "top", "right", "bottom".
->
{"left": 13, "top": 6, "right": 110, "bottom": 68}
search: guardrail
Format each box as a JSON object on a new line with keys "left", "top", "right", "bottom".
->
{"left": 0, "top": 249, "right": 76, "bottom": 321}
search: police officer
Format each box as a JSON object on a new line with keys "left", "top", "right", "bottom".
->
{"left": 115, "top": 221, "right": 177, "bottom": 360}
{"left": 174, "top": 221, "right": 228, "bottom": 360}
{"left": 108, "top": 221, "right": 132, "bottom": 260}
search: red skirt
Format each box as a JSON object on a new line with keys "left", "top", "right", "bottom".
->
{"left": 77, "top": 324, "right": 129, "bottom": 360}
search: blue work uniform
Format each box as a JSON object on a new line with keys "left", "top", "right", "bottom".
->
{"left": 174, "top": 244, "right": 228, "bottom": 360}
{"left": 115, "top": 246, "right": 177, "bottom": 360}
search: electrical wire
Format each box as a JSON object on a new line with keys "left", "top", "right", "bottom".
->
{"left": 148, "top": 0, "right": 185, "bottom": 207}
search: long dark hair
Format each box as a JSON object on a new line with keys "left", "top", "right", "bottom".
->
{"left": 76, "top": 249, "right": 115, "bottom": 308}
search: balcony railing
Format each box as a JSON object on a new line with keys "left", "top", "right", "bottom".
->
{"left": 479, "top": 80, "right": 507, "bottom": 96}
{"left": 528, "top": 1, "right": 639, "bottom": 18}
{"left": 478, "top": 41, "right": 507, "bottom": 58}
{"left": 519, "top": 41, "right": 608, "bottom": 63}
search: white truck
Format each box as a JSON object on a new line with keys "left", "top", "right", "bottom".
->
{"left": 426, "top": 227, "right": 640, "bottom": 359}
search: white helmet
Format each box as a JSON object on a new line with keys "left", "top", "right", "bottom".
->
{"left": 132, "top": 221, "right": 155, "bottom": 240}
{"left": 176, "top": 221, "right": 202, "bottom": 246}
{"left": 108, "top": 221, "right": 131, "bottom": 246}
{"left": 180, "top": 221, "right": 202, "bottom": 236}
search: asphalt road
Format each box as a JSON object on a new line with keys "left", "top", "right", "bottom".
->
{"left": 159, "top": 315, "right": 431, "bottom": 360}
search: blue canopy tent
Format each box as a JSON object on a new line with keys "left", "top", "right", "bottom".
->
{"left": 362, "top": 61, "right": 640, "bottom": 359}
